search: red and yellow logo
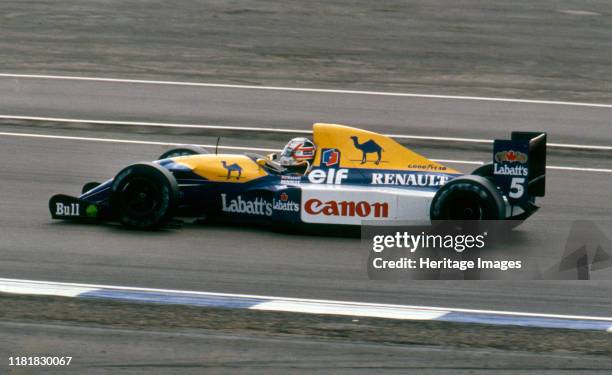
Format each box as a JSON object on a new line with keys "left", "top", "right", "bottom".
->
{"left": 495, "top": 150, "right": 528, "bottom": 163}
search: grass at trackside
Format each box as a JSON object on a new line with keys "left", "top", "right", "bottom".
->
{"left": 1, "top": 293, "right": 611, "bottom": 356}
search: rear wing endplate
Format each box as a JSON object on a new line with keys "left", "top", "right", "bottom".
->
{"left": 493, "top": 132, "right": 547, "bottom": 204}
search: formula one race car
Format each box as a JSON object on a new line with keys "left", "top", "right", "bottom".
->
{"left": 49, "top": 123, "right": 546, "bottom": 229}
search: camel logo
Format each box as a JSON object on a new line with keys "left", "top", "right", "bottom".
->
{"left": 221, "top": 161, "right": 243, "bottom": 180}
{"left": 321, "top": 148, "right": 340, "bottom": 167}
{"left": 350, "top": 136, "right": 384, "bottom": 165}
{"left": 495, "top": 150, "right": 527, "bottom": 164}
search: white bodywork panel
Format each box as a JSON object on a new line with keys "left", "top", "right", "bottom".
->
{"left": 299, "top": 184, "right": 434, "bottom": 225}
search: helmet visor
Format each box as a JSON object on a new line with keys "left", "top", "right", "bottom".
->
{"left": 281, "top": 140, "right": 303, "bottom": 158}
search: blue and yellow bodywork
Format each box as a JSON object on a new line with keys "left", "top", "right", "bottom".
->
{"left": 49, "top": 123, "right": 544, "bottom": 228}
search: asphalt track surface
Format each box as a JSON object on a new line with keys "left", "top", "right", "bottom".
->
{"left": 2, "top": 1, "right": 612, "bottom": 102}
{"left": 0, "top": 76, "right": 611, "bottom": 319}
{"left": 1, "top": 1, "right": 612, "bottom": 370}
{"left": 1, "top": 75, "right": 612, "bottom": 146}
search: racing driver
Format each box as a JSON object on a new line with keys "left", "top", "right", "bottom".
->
{"left": 268, "top": 137, "right": 317, "bottom": 175}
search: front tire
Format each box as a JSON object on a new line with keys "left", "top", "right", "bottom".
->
{"left": 81, "top": 182, "right": 101, "bottom": 194}
{"left": 158, "top": 145, "right": 208, "bottom": 160}
{"left": 111, "top": 163, "right": 178, "bottom": 229}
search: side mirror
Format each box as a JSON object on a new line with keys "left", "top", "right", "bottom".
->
{"left": 256, "top": 157, "right": 285, "bottom": 173}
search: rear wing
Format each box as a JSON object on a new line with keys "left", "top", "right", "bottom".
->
{"left": 493, "top": 132, "right": 547, "bottom": 204}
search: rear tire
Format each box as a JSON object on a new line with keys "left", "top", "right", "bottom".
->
{"left": 472, "top": 163, "right": 493, "bottom": 180}
{"left": 472, "top": 163, "right": 529, "bottom": 228}
{"left": 111, "top": 163, "right": 178, "bottom": 229}
{"left": 430, "top": 175, "right": 504, "bottom": 220}
{"left": 158, "top": 145, "right": 208, "bottom": 160}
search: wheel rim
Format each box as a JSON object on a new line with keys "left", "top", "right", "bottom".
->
{"left": 120, "top": 177, "right": 162, "bottom": 218}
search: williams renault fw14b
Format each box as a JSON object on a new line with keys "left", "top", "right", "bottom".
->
{"left": 49, "top": 123, "right": 546, "bottom": 230}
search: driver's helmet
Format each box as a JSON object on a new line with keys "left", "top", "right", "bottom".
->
{"left": 279, "top": 137, "right": 316, "bottom": 173}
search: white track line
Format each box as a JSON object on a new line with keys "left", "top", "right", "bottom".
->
{"left": 0, "top": 131, "right": 279, "bottom": 152}
{"left": 0, "top": 115, "right": 609, "bottom": 151}
{"left": 0, "top": 115, "right": 310, "bottom": 135}
{"left": 0, "top": 131, "right": 610, "bottom": 173}
{"left": 543, "top": 165, "right": 612, "bottom": 173}
{"left": 2, "top": 277, "right": 612, "bottom": 323}
{"left": 2, "top": 73, "right": 612, "bottom": 108}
